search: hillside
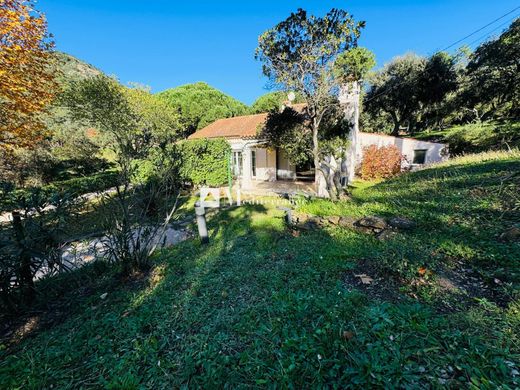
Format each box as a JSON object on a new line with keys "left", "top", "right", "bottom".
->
{"left": 414, "top": 120, "right": 520, "bottom": 155}
{"left": 157, "top": 82, "right": 248, "bottom": 135}
{"left": 54, "top": 51, "right": 101, "bottom": 85}
{"left": 1, "top": 150, "right": 519, "bottom": 388}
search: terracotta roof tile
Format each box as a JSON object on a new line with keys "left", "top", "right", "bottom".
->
{"left": 187, "top": 103, "right": 307, "bottom": 140}
{"left": 188, "top": 113, "right": 267, "bottom": 140}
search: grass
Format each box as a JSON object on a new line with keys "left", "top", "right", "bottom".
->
{"left": 414, "top": 120, "right": 520, "bottom": 155}
{"left": 1, "top": 151, "right": 519, "bottom": 388}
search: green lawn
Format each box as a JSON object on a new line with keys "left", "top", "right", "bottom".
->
{"left": 1, "top": 151, "right": 519, "bottom": 388}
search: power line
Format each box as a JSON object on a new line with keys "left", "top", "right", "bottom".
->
{"left": 465, "top": 14, "right": 519, "bottom": 48}
{"left": 364, "top": 7, "right": 520, "bottom": 104}
{"left": 439, "top": 5, "right": 520, "bottom": 52}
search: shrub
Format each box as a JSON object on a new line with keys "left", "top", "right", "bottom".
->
{"left": 178, "top": 138, "right": 231, "bottom": 187}
{"left": 360, "top": 144, "right": 403, "bottom": 179}
{"left": 0, "top": 171, "right": 119, "bottom": 213}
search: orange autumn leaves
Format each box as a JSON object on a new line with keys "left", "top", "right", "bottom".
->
{"left": 360, "top": 144, "right": 403, "bottom": 179}
{"left": 0, "top": 0, "right": 58, "bottom": 149}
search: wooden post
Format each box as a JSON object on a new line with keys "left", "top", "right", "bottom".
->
{"left": 195, "top": 206, "right": 209, "bottom": 244}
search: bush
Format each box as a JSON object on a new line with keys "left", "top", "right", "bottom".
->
{"left": 178, "top": 138, "right": 231, "bottom": 187}
{"left": 360, "top": 144, "right": 403, "bottom": 179}
{"left": 0, "top": 171, "right": 119, "bottom": 213}
{"left": 445, "top": 121, "right": 520, "bottom": 155}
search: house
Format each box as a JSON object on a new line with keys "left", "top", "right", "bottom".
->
{"left": 188, "top": 86, "right": 447, "bottom": 196}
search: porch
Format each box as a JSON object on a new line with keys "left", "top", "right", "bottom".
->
{"left": 237, "top": 179, "right": 317, "bottom": 197}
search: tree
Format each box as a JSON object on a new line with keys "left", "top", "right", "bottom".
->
{"left": 62, "top": 76, "right": 182, "bottom": 273}
{"left": 364, "top": 52, "right": 457, "bottom": 135}
{"left": 462, "top": 18, "right": 520, "bottom": 119}
{"left": 0, "top": 0, "right": 58, "bottom": 149}
{"left": 364, "top": 53, "right": 426, "bottom": 136}
{"left": 334, "top": 47, "right": 376, "bottom": 83}
{"left": 157, "top": 82, "right": 248, "bottom": 137}
{"left": 249, "top": 91, "right": 304, "bottom": 114}
{"left": 416, "top": 52, "right": 458, "bottom": 129}
{"left": 256, "top": 8, "right": 364, "bottom": 200}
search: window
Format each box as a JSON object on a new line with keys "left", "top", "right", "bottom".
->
{"left": 251, "top": 150, "right": 256, "bottom": 177}
{"left": 232, "top": 151, "right": 242, "bottom": 177}
{"left": 413, "top": 149, "right": 428, "bottom": 164}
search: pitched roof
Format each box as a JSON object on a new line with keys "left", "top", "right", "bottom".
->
{"left": 187, "top": 103, "right": 307, "bottom": 140}
{"left": 188, "top": 113, "right": 267, "bottom": 140}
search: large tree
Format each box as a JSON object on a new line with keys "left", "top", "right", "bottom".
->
{"left": 256, "top": 8, "right": 365, "bottom": 200}
{"left": 157, "top": 82, "right": 248, "bottom": 137}
{"left": 462, "top": 18, "right": 520, "bottom": 119}
{"left": 364, "top": 52, "right": 457, "bottom": 135}
{"left": 0, "top": 0, "right": 58, "bottom": 149}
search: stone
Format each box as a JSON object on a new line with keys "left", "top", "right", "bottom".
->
{"left": 356, "top": 226, "right": 375, "bottom": 235}
{"left": 327, "top": 216, "right": 341, "bottom": 225}
{"left": 376, "top": 229, "right": 398, "bottom": 241}
{"left": 292, "top": 212, "right": 311, "bottom": 224}
{"left": 356, "top": 216, "right": 387, "bottom": 230}
{"left": 388, "top": 216, "right": 416, "bottom": 230}
{"left": 500, "top": 226, "right": 520, "bottom": 242}
{"left": 338, "top": 216, "right": 357, "bottom": 228}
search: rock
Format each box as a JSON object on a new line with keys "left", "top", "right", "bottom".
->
{"left": 338, "top": 216, "right": 357, "bottom": 228}
{"left": 356, "top": 216, "right": 387, "bottom": 230}
{"left": 388, "top": 217, "right": 416, "bottom": 230}
{"left": 327, "top": 216, "right": 341, "bottom": 225}
{"left": 292, "top": 212, "right": 311, "bottom": 224}
{"left": 500, "top": 226, "right": 520, "bottom": 242}
{"left": 376, "top": 229, "right": 397, "bottom": 241}
{"left": 356, "top": 226, "right": 375, "bottom": 235}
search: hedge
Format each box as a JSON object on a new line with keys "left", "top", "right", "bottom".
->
{"left": 0, "top": 170, "right": 119, "bottom": 212}
{"left": 178, "top": 138, "right": 231, "bottom": 187}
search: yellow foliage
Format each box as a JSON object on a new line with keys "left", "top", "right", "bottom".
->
{"left": 0, "top": 0, "right": 58, "bottom": 149}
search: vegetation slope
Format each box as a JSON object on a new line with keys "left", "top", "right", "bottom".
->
{"left": 1, "top": 150, "right": 518, "bottom": 388}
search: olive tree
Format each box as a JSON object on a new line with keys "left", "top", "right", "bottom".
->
{"left": 255, "top": 8, "right": 365, "bottom": 200}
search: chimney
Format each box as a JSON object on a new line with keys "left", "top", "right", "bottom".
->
{"left": 339, "top": 82, "right": 361, "bottom": 183}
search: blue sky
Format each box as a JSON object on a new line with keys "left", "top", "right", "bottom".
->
{"left": 40, "top": 0, "right": 519, "bottom": 104}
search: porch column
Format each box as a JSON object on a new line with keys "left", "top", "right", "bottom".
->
{"left": 241, "top": 147, "right": 253, "bottom": 189}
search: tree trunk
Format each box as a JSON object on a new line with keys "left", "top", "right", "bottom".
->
{"left": 389, "top": 111, "right": 400, "bottom": 136}
{"left": 11, "top": 211, "right": 35, "bottom": 305}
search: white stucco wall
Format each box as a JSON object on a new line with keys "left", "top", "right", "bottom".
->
{"left": 228, "top": 139, "right": 278, "bottom": 186}
{"left": 253, "top": 147, "right": 276, "bottom": 181}
{"left": 357, "top": 132, "right": 448, "bottom": 168}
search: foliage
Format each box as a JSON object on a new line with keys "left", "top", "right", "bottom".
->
{"left": 249, "top": 91, "right": 304, "bottom": 114}
{"left": 0, "top": 151, "right": 519, "bottom": 387}
{"left": 62, "top": 76, "right": 183, "bottom": 273}
{"left": 360, "top": 144, "right": 403, "bottom": 179}
{"left": 62, "top": 76, "right": 181, "bottom": 159}
{"left": 364, "top": 53, "right": 459, "bottom": 136}
{"left": 416, "top": 120, "right": 520, "bottom": 156}
{"left": 0, "top": 187, "right": 83, "bottom": 310}
{"left": 362, "top": 18, "right": 519, "bottom": 140}
{"left": 256, "top": 8, "right": 364, "bottom": 200}
{"left": 123, "top": 85, "right": 181, "bottom": 148}
{"left": 462, "top": 18, "right": 520, "bottom": 119}
{"left": 178, "top": 138, "right": 231, "bottom": 187}
{"left": 334, "top": 46, "right": 376, "bottom": 82}
{"left": 262, "top": 106, "right": 312, "bottom": 165}
{"left": 0, "top": 170, "right": 119, "bottom": 212}
{"left": 0, "top": 0, "right": 58, "bottom": 149}
{"left": 157, "top": 82, "right": 248, "bottom": 137}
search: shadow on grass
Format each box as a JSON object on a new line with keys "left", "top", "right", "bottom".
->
{"left": 1, "top": 196, "right": 519, "bottom": 388}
